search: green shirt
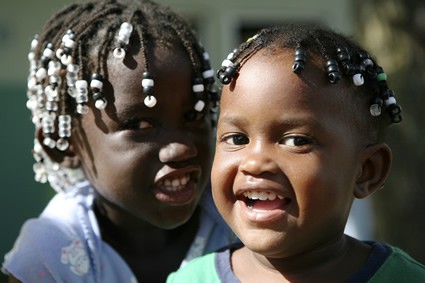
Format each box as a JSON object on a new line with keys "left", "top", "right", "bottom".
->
{"left": 167, "top": 242, "right": 425, "bottom": 283}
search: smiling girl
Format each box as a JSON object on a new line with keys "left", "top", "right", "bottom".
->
{"left": 167, "top": 24, "right": 425, "bottom": 283}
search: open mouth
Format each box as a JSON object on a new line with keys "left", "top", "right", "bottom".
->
{"left": 157, "top": 174, "right": 190, "bottom": 192}
{"left": 241, "top": 190, "right": 291, "bottom": 210}
{"left": 154, "top": 173, "right": 197, "bottom": 204}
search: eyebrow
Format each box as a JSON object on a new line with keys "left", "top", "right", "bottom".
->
{"left": 218, "top": 115, "right": 323, "bottom": 129}
{"left": 114, "top": 102, "right": 149, "bottom": 122}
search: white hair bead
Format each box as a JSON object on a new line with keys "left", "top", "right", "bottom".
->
{"left": 144, "top": 95, "right": 157, "bottom": 108}
{"left": 203, "top": 52, "right": 210, "bottom": 60}
{"left": 194, "top": 100, "right": 205, "bottom": 112}
{"left": 352, "top": 73, "right": 364, "bottom": 86}
{"left": 202, "top": 69, "right": 214, "bottom": 79}
{"left": 75, "top": 80, "right": 88, "bottom": 89}
{"left": 95, "top": 98, "right": 108, "bottom": 110}
{"left": 192, "top": 84, "right": 204, "bottom": 92}
{"left": 56, "top": 48, "right": 64, "bottom": 59}
{"left": 90, "top": 79, "right": 103, "bottom": 90}
{"left": 61, "top": 54, "right": 73, "bottom": 66}
{"left": 113, "top": 48, "right": 126, "bottom": 59}
{"left": 142, "top": 78, "right": 154, "bottom": 87}
{"left": 36, "top": 68, "right": 47, "bottom": 80}
{"left": 43, "top": 137, "right": 56, "bottom": 149}
{"left": 221, "top": 59, "right": 234, "bottom": 68}
{"left": 384, "top": 96, "right": 396, "bottom": 106}
{"left": 120, "top": 22, "right": 133, "bottom": 33}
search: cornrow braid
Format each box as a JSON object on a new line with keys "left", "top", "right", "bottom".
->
{"left": 217, "top": 24, "right": 402, "bottom": 141}
{"left": 26, "top": 0, "right": 218, "bottom": 192}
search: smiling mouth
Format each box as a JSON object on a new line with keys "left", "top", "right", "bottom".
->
{"left": 154, "top": 173, "right": 197, "bottom": 204}
{"left": 241, "top": 190, "right": 291, "bottom": 210}
{"left": 157, "top": 174, "right": 190, "bottom": 192}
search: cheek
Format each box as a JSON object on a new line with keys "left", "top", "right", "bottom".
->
{"left": 211, "top": 152, "right": 238, "bottom": 214}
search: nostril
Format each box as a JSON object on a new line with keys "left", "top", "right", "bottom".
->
{"left": 159, "top": 142, "right": 197, "bottom": 163}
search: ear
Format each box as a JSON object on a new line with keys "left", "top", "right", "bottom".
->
{"left": 35, "top": 127, "right": 81, "bottom": 168}
{"left": 354, "top": 143, "right": 392, "bottom": 199}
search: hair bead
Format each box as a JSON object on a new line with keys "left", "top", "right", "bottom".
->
{"left": 193, "top": 78, "right": 206, "bottom": 112}
{"left": 90, "top": 73, "right": 107, "bottom": 110}
{"left": 370, "top": 97, "right": 383, "bottom": 117}
{"left": 352, "top": 73, "right": 364, "bottom": 86}
{"left": 142, "top": 72, "right": 157, "bottom": 108}
{"left": 56, "top": 114, "right": 71, "bottom": 151}
{"left": 75, "top": 80, "right": 89, "bottom": 114}
{"left": 325, "top": 59, "right": 341, "bottom": 84}
{"left": 292, "top": 46, "right": 306, "bottom": 74}
{"left": 113, "top": 22, "right": 133, "bottom": 60}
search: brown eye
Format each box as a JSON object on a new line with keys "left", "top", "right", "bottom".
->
{"left": 282, "top": 135, "right": 314, "bottom": 147}
{"left": 223, "top": 134, "right": 249, "bottom": 145}
{"left": 121, "top": 118, "right": 154, "bottom": 130}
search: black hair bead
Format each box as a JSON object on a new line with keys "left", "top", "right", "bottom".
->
{"left": 292, "top": 46, "right": 306, "bottom": 74}
{"left": 325, "top": 59, "right": 341, "bottom": 84}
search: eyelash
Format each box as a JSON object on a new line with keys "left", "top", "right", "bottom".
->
{"left": 184, "top": 109, "right": 207, "bottom": 123}
{"left": 221, "top": 134, "right": 315, "bottom": 147}
{"left": 222, "top": 134, "right": 249, "bottom": 145}
{"left": 120, "top": 118, "right": 154, "bottom": 131}
{"left": 281, "top": 135, "right": 315, "bottom": 147}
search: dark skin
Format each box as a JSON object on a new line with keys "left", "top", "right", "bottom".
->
{"left": 212, "top": 49, "right": 391, "bottom": 282}
{"left": 9, "top": 45, "right": 214, "bottom": 283}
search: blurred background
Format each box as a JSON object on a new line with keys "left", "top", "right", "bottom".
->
{"left": 0, "top": 0, "right": 424, "bottom": 280}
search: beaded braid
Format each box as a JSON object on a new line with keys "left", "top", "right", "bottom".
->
{"left": 26, "top": 0, "right": 218, "bottom": 192}
{"left": 217, "top": 24, "right": 402, "bottom": 133}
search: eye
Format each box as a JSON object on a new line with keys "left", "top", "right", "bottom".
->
{"left": 281, "top": 135, "right": 314, "bottom": 147}
{"left": 184, "top": 109, "right": 207, "bottom": 123}
{"left": 121, "top": 118, "right": 154, "bottom": 131}
{"left": 222, "top": 134, "right": 249, "bottom": 145}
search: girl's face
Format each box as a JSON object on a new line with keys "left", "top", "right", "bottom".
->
{"left": 71, "top": 45, "right": 213, "bottom": 229}
{"left": 212, "top": 50, "right": 366, "bottom": 258}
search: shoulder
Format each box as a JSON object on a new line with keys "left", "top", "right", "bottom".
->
{"left": 167, "top": 252, "right": 220, "bottom": 283}
{"left": 370, "top": 243, "right": 425, "bottom": 282}
{"left": 2, "top": 187, "right": 99, "bottom": 282}
{"left": 3, "top": 217, "right": 94, "bottom": 282}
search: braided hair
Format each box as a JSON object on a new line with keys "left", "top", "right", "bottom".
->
{"left": 27, "top": 0, "right": 218, "bottom": 192}
{"left": 217, "top": 24, "right": 402, "bottom": 143}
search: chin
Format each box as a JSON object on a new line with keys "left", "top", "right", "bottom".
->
{"left": 240, "top": 231, "right": 287, "bottom": 256}
{"left": 154, "top": 204, "right": 198, "bottom": 230}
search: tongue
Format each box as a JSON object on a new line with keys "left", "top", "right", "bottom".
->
{"left": 249, "top": 198, "right": 288, "bottom": 210}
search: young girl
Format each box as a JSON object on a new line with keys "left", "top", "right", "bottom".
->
{"left": 167, "top": 24, "right": 425, "bottom": 282}
{"left": 2, "top": 0, "right": 237, "bottom": 282}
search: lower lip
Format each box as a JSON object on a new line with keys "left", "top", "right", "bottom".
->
{"left": 153, "top": 181, "right": 198, "bottom": 205}
{"left": 237, "top": 198, "right": 290, "bottom": 223}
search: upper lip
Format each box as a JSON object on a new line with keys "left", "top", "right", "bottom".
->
{"left": 154, "top": 164, "right": 201, "bottom": 184}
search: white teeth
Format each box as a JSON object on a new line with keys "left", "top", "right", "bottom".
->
{"left": 243, "top": 191, "right": 284, "bottom": 201}
{"left": 158, "top": 175, "right": 190, "bottom": 192}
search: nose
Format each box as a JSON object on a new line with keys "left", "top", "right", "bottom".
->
{"left": 239, "top": 146, "right": 279, "bottom": 176}
{"left": 159, "top": 142, "right": 198, "bottom": 164}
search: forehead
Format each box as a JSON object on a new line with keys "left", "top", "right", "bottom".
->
{"left": 219, "top": 49, "right": 354, "bottom": 128}
{"left": 98, "top": 44, "right": 194, "bottom": 117}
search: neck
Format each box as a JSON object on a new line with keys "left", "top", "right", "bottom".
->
{"left": 93, "top": 197, "right": 200, "bottom": 283}
{"left": 234, "top": 235, "right": 371, "bottom": 282}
